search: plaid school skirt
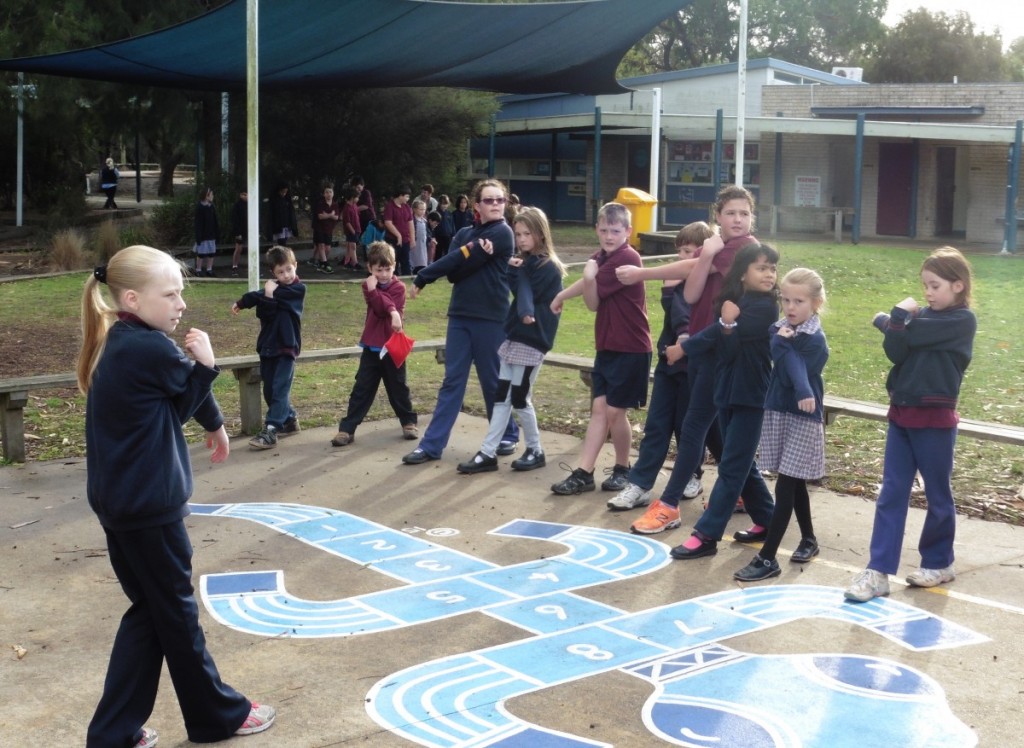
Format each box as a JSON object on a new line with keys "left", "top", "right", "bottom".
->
{"left": 758, "top": 409, "right": 825, "bottom": 480}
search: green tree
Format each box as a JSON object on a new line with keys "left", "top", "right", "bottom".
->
{"left": 257, "top": 87, "right": 498, "bottom": 210}
{"left": 865, "top": 8, "right": 1006, "bottom": 83}
{"left": 0, "top": 0, "right": 224, "bottom": 211}
{"left": 617, "top": 0, "right": 885, "bottom": 77}
{"left": 1006, "top": 38, "right": 1024, "bottom": 83}
{"left": 748, "top": 0, "right": 886, "bottom": 69}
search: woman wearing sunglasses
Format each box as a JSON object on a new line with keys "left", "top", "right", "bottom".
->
{"left": 404, "top": 179, "right": 520, "bottom": 464}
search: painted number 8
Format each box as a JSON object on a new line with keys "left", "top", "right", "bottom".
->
{"left": 567, "top": 643, "right": 613, "bottom": 661}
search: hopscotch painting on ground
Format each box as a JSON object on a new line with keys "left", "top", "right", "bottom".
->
{"left": 192, "top": 502, "right": 985, "bottom": 747}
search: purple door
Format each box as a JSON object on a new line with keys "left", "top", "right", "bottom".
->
{"left": 876, "top": 142, "right": 914, "bottom": 236}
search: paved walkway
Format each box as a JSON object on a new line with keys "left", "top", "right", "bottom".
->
{"left": 2, "top": 414, "right": 1023, "bottom": 746}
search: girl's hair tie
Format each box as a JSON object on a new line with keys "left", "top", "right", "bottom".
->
{"left": 93, "top": 266, "right": 108, "bottom": 284}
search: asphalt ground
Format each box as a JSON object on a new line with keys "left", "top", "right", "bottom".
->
{"left": 2, "top": 414, "right": 1023, "bottom": 747}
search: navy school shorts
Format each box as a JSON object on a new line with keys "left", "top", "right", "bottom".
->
{"left": 591, "top": 350, "right": 651, "bottom": 409}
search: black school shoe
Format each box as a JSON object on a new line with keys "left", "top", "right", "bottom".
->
{"left": 733, "top": 526, "right": 769, "bottom": 543}
{"left": 670, "top": 533, "right": 718, "bottom": 560}
{"left": 496, "top": 439, "right": 518, "bottom": 456}
{"left": 791, "top": 537, "right": 820, "bottom": 563}
{"left": 510, "top": 448, "right": 545, "bottom": 471}
{"left": 551, "top": 467, "right": 595, "bottom": 495}
{"left": 402, "top": 448, "right": 437, "bottom": 465}
{"left": 600, "top": 464, "right": 631, "bottom": 491}
{"left": 278, "top": 418, "right": 300, "bottom": 437}
{"left": 734, "top": 554, "right": 782, "bottom": 581}
{"left": 457, "top": 452, "right": 498, "bottom": 474}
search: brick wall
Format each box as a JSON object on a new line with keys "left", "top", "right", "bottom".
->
{"left": 759, "top": 85, "right": 1024, "bottom": 244}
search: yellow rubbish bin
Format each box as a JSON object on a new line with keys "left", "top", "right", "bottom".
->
{"left": 613, "top": 187, "right": 657, "bottom": 247}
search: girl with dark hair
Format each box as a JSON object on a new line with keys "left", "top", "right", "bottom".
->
{"left": 668, "top": 241, "right": 780, "bottom": 560}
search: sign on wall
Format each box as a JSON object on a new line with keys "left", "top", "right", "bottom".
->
{"left": 795, "top": 175, "right": 822, "bottom": 207}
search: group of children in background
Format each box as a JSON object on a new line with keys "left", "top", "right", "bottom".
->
{"left": 82, "top": 179, "right": 976, "bottom": 746}
{"left": 208, "top": 178, "right": 979, "bottom": 597}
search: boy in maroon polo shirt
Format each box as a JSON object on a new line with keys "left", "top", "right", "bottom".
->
{"left": 549, "top": 202, "right": 652, "bottom": 495}
{"left": 331, "top": 241, "right": 418, "bottom": 446}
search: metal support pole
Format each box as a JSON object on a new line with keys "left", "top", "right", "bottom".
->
{"left": 593, "top": 106, "right": 602, "bottom": 221}
{"left": 488, "top": 116, "right": 496, "bottom": 178}
{"left": 1002, "top": 119, "right": 1022, "bottom": 254}
{"left": 734, "top": 0, "right": 748, "bottom": 187}
{"left": 135, "top": 125, "right": 141, "bottom": 203}
{"left": 246, "top": 0, "right": 260, "bottom": 289}
{"left": 852, "top": 114, "right": 864, "bottom": 245}
{"left": 909, "top": 140, "right": 919, "bottom": 238}
{"left": 649, "top": 87, "right": 661, "bottom": 231}
{"left": 713, "top": 109, "right": 723, "bottom": 197}
{"left": 773, "top": 111, "right": 783, "bottom": 209}
{"left": 16, "top": 73, "right": 24, "bottom": 227}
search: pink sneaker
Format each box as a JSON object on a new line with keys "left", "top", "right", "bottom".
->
{"left": 134, "top": 727, "right": 158, "bottom": 748}
{"left": 630, "top": 500, "right": 681, "bottom": 535}
{"left": 236, "top": 702, "right": 277, "bottom": 735}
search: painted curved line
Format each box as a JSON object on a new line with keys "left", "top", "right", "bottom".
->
{"left": 197, "top": 507, "right": 672, "bottom": 639}
{"left": 489, "top": 519, "right": 671, "bottom": 578}
{"left": 192, "top": 505, "right": 985, "bottom": 747}
{"left": 368, "top": 585, "right": 987, "bottom": 747}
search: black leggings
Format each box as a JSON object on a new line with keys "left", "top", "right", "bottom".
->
{"left": 759, "top": 473, "right": 815, "bottom": 561}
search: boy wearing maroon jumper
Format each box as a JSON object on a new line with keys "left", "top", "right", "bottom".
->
{"left": 331, "top": 241, "right": 418, "bottom": 446}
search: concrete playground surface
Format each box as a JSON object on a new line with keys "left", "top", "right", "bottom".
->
{"left": 2, "top": 413, "right": 1023, "bottom": 747}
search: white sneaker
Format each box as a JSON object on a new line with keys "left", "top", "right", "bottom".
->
{"left": 607, "top": 483, "right": 652, "bottom": 511}
{"left": 236, "top": 703, "right": 276, "bottom": 735}
{"left": 683, "top": 474, "right": 704, "bottom": 499}
{"left": 906, "top": 565, "right": 955, "bottom": 588}
{"left": 844, "top": 569, "right": 890, "bottom": 602}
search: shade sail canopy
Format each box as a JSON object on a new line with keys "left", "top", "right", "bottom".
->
{"left": 0, "top": 0, "right": 688, "bottom": 95}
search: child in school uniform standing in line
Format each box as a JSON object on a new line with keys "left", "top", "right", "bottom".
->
{"left": 79, "top": 246, "right": 275, "bottom": 748}
{"left": 331, "top": 241, "right": 418, "bottom": 447}
{"left": 733, "top": 267, "right": 829, "bottom": 581}
{"left": 456, "top": 206, "right": 566, "bottom": 474}
{"left": 668, "top": 242, "right": 780, "bottom": 560}
{"left": 548, "top": 202, "right": 651, "bottom": 495}
{"left": 846, "top": 247, "right": 976, "bottom": 602}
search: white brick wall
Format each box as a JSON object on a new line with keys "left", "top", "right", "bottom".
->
{"left": 759, "top": 85, "right": 1024, "bottom": 244}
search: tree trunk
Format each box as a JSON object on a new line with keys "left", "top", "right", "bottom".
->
{"left": 158, "top": 153, "right": 184, "bottom": 197}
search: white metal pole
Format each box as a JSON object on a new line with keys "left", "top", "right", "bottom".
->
{"left": 16, "top": 72, "right": 24, "bottom": 227}
{"left": 246, "top": 0, "right": 259, "bottom": 289}
{"left": 649, "top": 87, "right": 661, "bottom": 232}
{"left": 735, "top": 0, "right": 748, "bottom": 188}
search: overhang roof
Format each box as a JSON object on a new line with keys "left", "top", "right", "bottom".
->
{"left": 0, "top": 0, "right": 690, "bottom": 95}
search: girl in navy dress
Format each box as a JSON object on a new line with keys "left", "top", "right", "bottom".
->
{"left": 734, "top": 268, "right": 829, "bottom": 581}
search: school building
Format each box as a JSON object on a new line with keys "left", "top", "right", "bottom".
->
{"left": 472, "top": 58, "right": 1024, "bottom": 249}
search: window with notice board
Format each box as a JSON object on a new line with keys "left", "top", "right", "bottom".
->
{"left": 665, "top": 140, "right": 760, "bottom": 224}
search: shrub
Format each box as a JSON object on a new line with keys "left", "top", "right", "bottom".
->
{"left": 118, "top": 223, "right": 156, "bottom": 249}
{"left": 92, "top": 220, "right": 121, "bottom": 263}
{"left": 148, "top": 170, "right": 244, "bottom": 250}
{"left": 49, "top": 228, "right": 87, "bottom": 271}
{"left": 149, "top": 190, "right": 196, "bottom": 249}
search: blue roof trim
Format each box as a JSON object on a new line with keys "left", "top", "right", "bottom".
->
{"left": 618, "top": 57, "right": 861, "bottom": 88}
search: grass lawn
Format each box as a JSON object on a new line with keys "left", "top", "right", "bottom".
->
{"left": 2, "top": 234, "right": 1023, "bottom": 523}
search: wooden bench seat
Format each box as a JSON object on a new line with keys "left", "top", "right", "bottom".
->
{"left": 823, "top": 394, "right": 1024, "bottom": 446}
{"left": 3, "top": 343, "right": 1022, "bottom": 461}
{"left": 0, "top": 340, "right": 445, "bottom": 463}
